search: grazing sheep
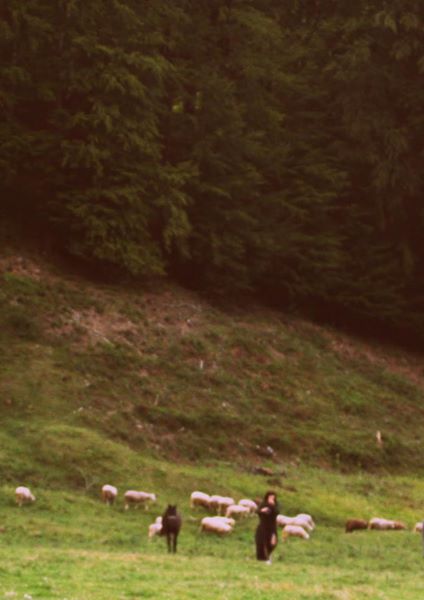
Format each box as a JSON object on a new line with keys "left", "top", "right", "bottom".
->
{"left": 238, "top": 499, "right": 258, "bottom": 514}
{"left": 369, "top": 518, "right": 393, "bottom": 530}
{"left": 413, "top": 522, "right": 423, "bottom": 533}
{"left": 369, "top": 517, "right": 406, "bottom": 531}
{"left": 282, "top": 525, "right": 310, "bottom": 540}
{"left": 200, "top": 516, "right": 233, "bottom": 535}
{"left": 190, "top": 491, "right": 211, "bottom": 510}
{"left": 101, "top": 484, "right": 118, "bottom": 505}
{"left": 277, "top": 514, "right": 313, "bottom": 532}
{"left": 15, "top": 486, "right": 36, "bottom": 507}
{"left": 345, "top": 519, "right": 368, "bottom": 533}
{"left": 295, "top": 513, "right": 315, "bottom": 529}
{"left": 148, "top": 516, "right": 163, "bottom": 539}
{"left": 205, "top": 516, "right": 235, "bottom": 527}
{"left": 209, "top": 495, "right": 235, "bottom": 515}
{"left": 225, "top": 504, "right": 250, "bottom": 519}
{"left": 369, "top": 518, "right": 391, "bottom": 530}
{"left": 202, "top": 516, "right": 235, "bottom": 526}
{"left": 124, "top": 490, "right": 157, "bottom": 510}
{"left": 292, "top": 516, "right": 314, "bottom": 531}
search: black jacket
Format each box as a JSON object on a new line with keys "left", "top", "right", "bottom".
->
{"left": 257, "top": 500, "right": 279, "bottom": 534}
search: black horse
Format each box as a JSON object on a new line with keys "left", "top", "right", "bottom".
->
{"left": 161, "top": 504, "right": 182, "bottom": 553}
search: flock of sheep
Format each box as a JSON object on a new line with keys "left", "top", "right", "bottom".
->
{"left": 101, "top": 485, "right": 157, "bottom": 510}
{"left": 173, "top": 490, "right": 315, "bottom": 540}
{"left": 14, "top": 485, "right": 315, "bottom": 541}
{"left": 346, "top": 517, "right": 424, "bottom": 534}
{"left": 15, "top": 484, "right": 157, "bottom": 511}
{"left": 14, "top": 485, "right": 424, "bottom": 541}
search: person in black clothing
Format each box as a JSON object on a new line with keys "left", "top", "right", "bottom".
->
{"left": 255, "top": 490, "right": 279, "bottom": 563}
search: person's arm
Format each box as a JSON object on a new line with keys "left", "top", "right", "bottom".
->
{"left": 259, "top": 506, "right": 271, "bottom": 514}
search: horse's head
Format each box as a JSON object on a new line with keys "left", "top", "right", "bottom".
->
{"left": 165, "top": 504, "right": 178, "bottom": 516}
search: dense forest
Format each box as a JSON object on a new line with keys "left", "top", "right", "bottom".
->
{"left": 1, "top": 0, "right": 423, "bottom": 343}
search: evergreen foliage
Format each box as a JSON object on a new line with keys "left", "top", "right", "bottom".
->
{"left": 1, "top": 0, "right": 423, "bottom": 341}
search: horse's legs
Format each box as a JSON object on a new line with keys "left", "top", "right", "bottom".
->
{"left": 173, "top": 533, "right": 178, "bottom": 553}
{"left": 167, "top": 533, "right": 172, "bottom": 553}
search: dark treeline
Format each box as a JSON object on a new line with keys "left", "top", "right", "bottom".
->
{"left": 1, "top": 1, "right": 423, "bottom": 343}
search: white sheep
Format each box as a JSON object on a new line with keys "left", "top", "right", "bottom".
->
{"left": 200, "top": 516, "right": 233, "bottom": 535}
{"left": 124, "top": 490, "right": 157, "bottom": 510}
{"left": 206, "top": 516, "right": 235, "bottom": 527}
{"left": 282, "top": 525, "right": 310, "bottom": 540}
{"left": 15, "top": 486, "right": 36, "bottom": 507}
{"left": 148, "top": 516, "right": 163, "bottom": 539}
{"left": 238, "top": 498, "right": 258, "bottom": 514}
{"left": 101, "top": 484, "right": 118, "bottom": 505}
{"left": 413, "top": 522, "right": 423, "bottom": 533}
{"left": 209, "top": 495, "right": 235, "bottom": 515}
{"left": 190, "top": 491, "right": 211, "bottom": 510}
{"left": 369, "top": 517, "right": 393, "bottom": 530}
{"left": 369, "top": 517, "right": 406, "bottom": 530}
{"left": 277, "top": 514, "right": 313, "bottom": 532}
{"left": 295, "top": 513, "right": 315, "bottom": 529}
{"left": 225, "top": 504, "right": 250, "bottom": 519}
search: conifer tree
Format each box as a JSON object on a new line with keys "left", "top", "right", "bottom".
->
{"left": 1, "top": 0, "right": 423, "bottom": 341}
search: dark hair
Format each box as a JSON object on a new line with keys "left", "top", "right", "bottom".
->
{"left": 263, "top": 490, "right": 277, "bottom": 502}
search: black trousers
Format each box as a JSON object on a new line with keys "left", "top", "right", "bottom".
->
{"left": 255, "top": 526, "right": 277, "bottom": 561}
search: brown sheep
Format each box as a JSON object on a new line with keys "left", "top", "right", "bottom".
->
{"left": 345, "top": 519, "right": 368, "bottom": 533}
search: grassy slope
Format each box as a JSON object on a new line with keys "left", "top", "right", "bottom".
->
{"left": 1, "top": 250, "right": 424, "bottom": 599}
{"left": 1, "top": 251, "right": 423, "bottom": 485}
{"left": 1, "top": 467, "right": 424, "bottom": 599}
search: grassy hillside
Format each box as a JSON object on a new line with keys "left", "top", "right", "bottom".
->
{"left": 1, "top": 248, "right": 424, "bottom": 599}
{"left": 1, "top": 248, "right": 423, "bottom": 490}
{"left": 1, "top": 466, "right": 424, "bottom": 599}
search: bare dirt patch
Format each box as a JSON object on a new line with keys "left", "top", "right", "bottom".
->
{"left": 0, "top": 255, "right": 43, "bottom": 280}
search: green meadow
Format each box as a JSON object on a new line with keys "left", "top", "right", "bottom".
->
{"left": 0, "top": 252, "right": 423, "bottom": 598}
{"left": 1, "top": 466, "right": 423, "bottom": 599}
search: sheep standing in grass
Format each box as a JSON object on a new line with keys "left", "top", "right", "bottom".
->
{"left": 15, "top": 486, "right": 36, "bottom": 507}
{"left": 209, "top": 495, "right": 235, "bottom": 515}
{"left": 282, "top": 525, "right": 310, "bottom": 540}
{"left": 101, "top": 484, "right": 118, "bottom": 505}
{"left": 345, "top": 519, "right": 368, "bottom": 533}
{"left": 277, "top": 514, "right": 314, "bottom": 532}
{"left": 238, "top": 499, "right": 258, "bottom": 515}
{"left": 369, "top": 518, "right": 406, "bottom": 530}
{"left": 124, "top": 490, "right": 157, "bottom": 510}
{"left": 148, "top": 516, "right": 163, "bottom": 539}
{"left": 413, "top": 522, "right": 423, "bottom": 533}
{"left": 200, "top": 516, "right": 233, "bottom": 535}
{"left": 202, "top": 516, "right": 235, "bottom": 527}
{"left": 369, "top": 518, "right": 394, "bottom": 530}
{"left": 295, "top": 513, "right": 315, "bottom": 529}
{"left": 190, "top": 491, "right": 211, "bottom": 510}
{"left": 225, "top": 504, "right": 250, "bottom": 519}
